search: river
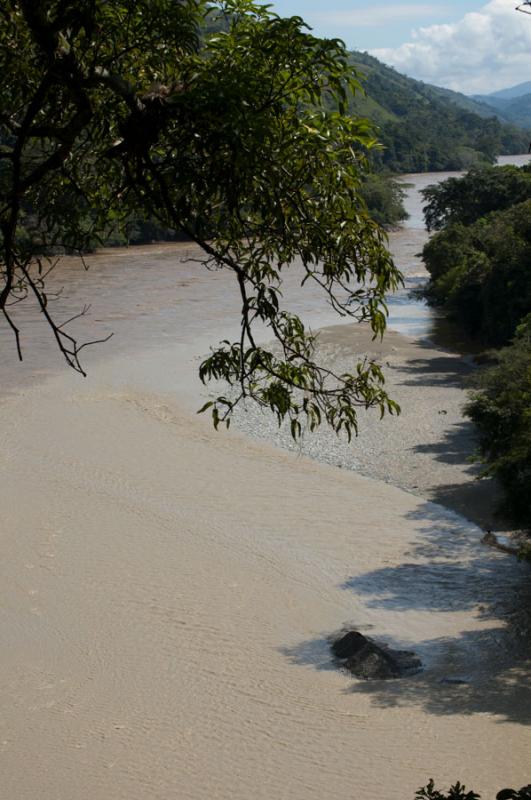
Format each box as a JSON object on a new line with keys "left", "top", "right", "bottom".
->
{"left": 1, "top": 153, "right": 529, "bottom": 397}
{"left": 386, "top": 153, "right": 531, "bottom": 340}
{"left": 0, "top": 157, "right": 530, "bottom": 800}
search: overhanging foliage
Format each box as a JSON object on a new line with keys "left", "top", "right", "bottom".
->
{"left": 0, "top": 0, "right": 403, "bottom": 438}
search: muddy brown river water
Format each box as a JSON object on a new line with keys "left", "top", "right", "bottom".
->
{"left": 1, "top": 156, "right": 530, "bottom": 800}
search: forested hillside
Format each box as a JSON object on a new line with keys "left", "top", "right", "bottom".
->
{"left": 349, "top": 52, "right": 528, "bottom": 172}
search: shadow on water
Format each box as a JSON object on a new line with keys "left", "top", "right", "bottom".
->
{"left": 280, "top": 503, "right": 531, "bottom": 723}
{"left": 281, "top": 632, "right": 531, "bottom": 725}
{"left": 409, "top": 422, "right": 507, "bottom": 530}
{"left": 383, "top": 335, "right": 510, "bottom": 530}
{"left": 344, "top": 504, "right": 528, "bottom": 614}
{"left": 398, "top": 361, "right": 509, "bottom": 530}
{"left": 428, "top": 480, "right": 505, "bottom": 532}
{"left": 281, "top": 159, "right": 531, "bottom": 719}
{"left": 342, "top": 634, "right": 531, "bottom": 725}
{"left": 280, "top": 636, "right": 341, "bottom": 674}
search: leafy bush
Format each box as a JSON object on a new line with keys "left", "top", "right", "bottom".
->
{"left": 416, "top": 780, "right": 531, "bottom": 800}
{"left": 360, "top": 174, "right": 408, "bottom": 228}
{"left": 422, "top": 200, "right": 531, "bottom": 346}
{"left": 422, "top": 165, "right": 531, "bottom": 232}
{"left": 465, "top": 316, "right": 531, "bottom": 529}
{"left": 421, "top": 164, "right": 531, "bottom": 533}
{"left": 416, "top": 779, "right": 480, "bottom": 800}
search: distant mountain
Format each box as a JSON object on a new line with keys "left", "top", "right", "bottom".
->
{"left": 472, "top": 87, "right": 531, "bottom": 131}
{"left": 347, "top": 52, "right": 529, "bottom": 172}
{"left": 471, "top": 81, "right": 531, "bottom": 129}
{"left": 488, "top": 81, "right": 531, "bottom": 100}
{"left": 427, "top": 85, "right": 512, "bottom": 119}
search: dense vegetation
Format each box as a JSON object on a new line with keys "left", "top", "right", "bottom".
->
{"left": 359, "top": 174, "right": 408, "bottom": 228}
{"left": 421, "top": 166, "right": 531, "bottom": 531}
{"left": 422, "top": 164, "right": 531, "bottom": 232}
{"left": 422, "top": 198, "right": 531, "bottom": 346}
{"left": 466, "top": 317, "right": 531, "bottom": 531}
{"left": 348, "top": 53, "right": 528, "bottom": 173}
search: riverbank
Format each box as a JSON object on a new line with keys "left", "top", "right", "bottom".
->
{"left": 228, "top": 321, "right": 506, "bottom": 533}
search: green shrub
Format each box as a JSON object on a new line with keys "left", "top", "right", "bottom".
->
{"left": 465, "top": 316, "right": 531, "bottom": 530}
{"left": 360, "top": 174, "right": 408, "bottom": 228}
{"left": 422, "top": 201, "right": 531, "bottom": 347}
{"left": 422, "top": 165, "right": 531, "bottom": 232}
{"left": 416, "top": 780, "right": 531, "bottom": 799}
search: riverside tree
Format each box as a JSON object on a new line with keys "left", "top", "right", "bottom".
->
{"left": 0, "top": 0, "right": 402, "bottom": 438}
{"left": 465, "top": 315, "right": 531, "bottom": 533}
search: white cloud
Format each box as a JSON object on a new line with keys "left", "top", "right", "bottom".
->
{"left": 371, "top": 0, "right": 531, "bottom": 94}
{"left": 311, "top": 4, "right": 450, "bottom": 28}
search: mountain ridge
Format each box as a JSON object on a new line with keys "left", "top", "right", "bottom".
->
{"left": 483, "top": 80, "right": 531, "bottom": 100}
{"left": 347, "top": 52, "right": 529, "bottom": 172}
{"left": 472, "top": 83, "right": 531, "bottom": 130}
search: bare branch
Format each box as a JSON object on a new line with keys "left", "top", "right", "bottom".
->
{"left": 3, "top": 308, "right": 23, "bottom": 362}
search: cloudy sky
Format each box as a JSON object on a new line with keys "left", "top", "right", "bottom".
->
{"left": 271, "top": 0, "right": 531, "bottom": 95}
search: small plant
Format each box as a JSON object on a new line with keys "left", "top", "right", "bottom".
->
{"left": 496, "top": 789, "right": 531, "bottom": 800}
{"left": 416, "top": 779, "right": 480, "bottom": 800}
{"left": 415, "top": 780, "right": 531, "bottom": 800}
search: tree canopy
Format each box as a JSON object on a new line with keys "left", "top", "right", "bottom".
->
{"left": 420, "top": 164, "right": 531, "bottom": 534}
{"left": 422, "top": 164, "right": 531, "bottom": 232}
{"left": 422, "top": 198, "right": 531, "bottom": 346}
{"left": 421, "top": 165, "right": 531, "bottom": 347}
{"left": 0, "top": 0, "right": 402, "bottom": 438}
{"left": 466, "top": 315, "right": 531, "bottom": 531}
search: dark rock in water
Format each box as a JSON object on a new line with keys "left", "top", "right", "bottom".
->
{"left": 331, "top": 631, "right": 368, "bottom": 660}
{"left": 331, "top": 630, "right": 422, "bottom": 680}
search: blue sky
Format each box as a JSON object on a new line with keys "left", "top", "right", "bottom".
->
{"left": 270, "top": 1, "right": 486, "bottom": 50}
{"left": 268, "top": 1, "right": 531, "bottom": 94}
